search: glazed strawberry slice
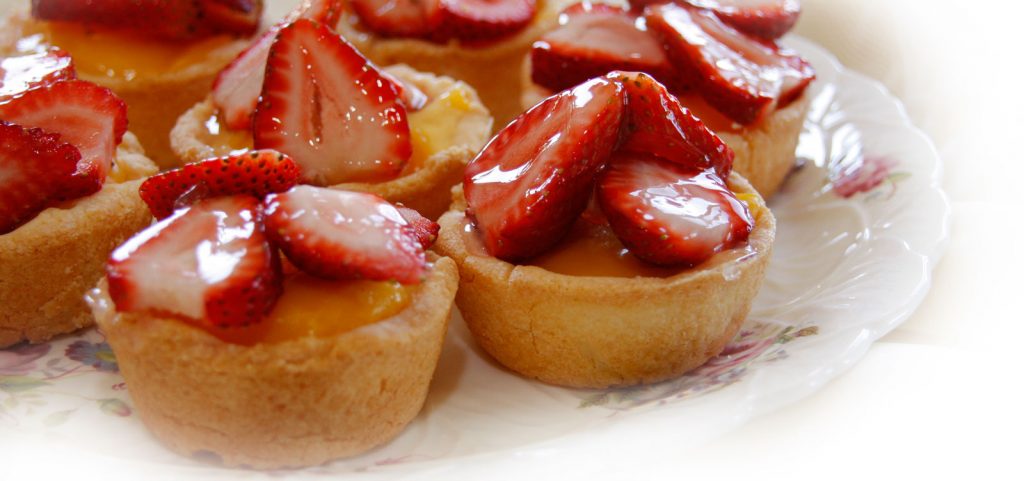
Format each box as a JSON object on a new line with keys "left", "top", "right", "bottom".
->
{"left": 0, "top": 80, "right": 128, "bottom": 200}
{"left": 645, "top": 3, "right": 814, "bottom": 124}
{"left": 0, "top": 49, "right": 75, "bottom": 102}
{"left": 531, "top": 3, "right": 674, "bottom": 93}
{"left": 596, "top": 152, "right": 753, "bottom": 267}
{"left": 350, "top": 0, "right": 443, "bottom": 38}
{"left": 139, "top": 150, "right": 301, "bottom": 220}
{"left": 106, "top": 195, "right": 282, "bottom": 328}
{"left": 434, "top": 0, "right": 536, "bottom": 42}
{"left": 397, "top": 206, "right": 440, "bottom": 248}
{"left": 253, "top": 19, "right": 411, "bottom": 185}
{"left": 263, "top": 186, "right": 429, "bottom": 284}
{"left": 211, "top": 0, "right": 345, "bottom": 130}
{"left": 686, "top": 0, "right": 800, "bottom": 40}
{"left": 464, "top": 77, "right": 624, "bottom": 261}
{"left": 32, "top": 0, "right": 263, "bottom": 40}
{"left": 380, "top": 70, "right": 429, "bottom": 111}
{"left": 0, "top": 121, "right": 81, "bottom": 235}
{"left": 607, "top": 71, "right": 733, "bottom": 177}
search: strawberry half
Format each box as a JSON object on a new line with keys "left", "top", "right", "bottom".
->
{"left": 397, "top": 206, "right": 440, "bottom": 249}
{"left": 32, "top": 0, "right": 263, "bottom": 40}
{"left": 350, "top": 0, "right": 443, "bottom": 38}
{"left": 263, "top": 186, "right": 429, "bottom": 284}
{"left": 0, "top": 49, "right": 75, "bottom": 102}
{"left": 608, "top": 71, "right": 734, "bottom": 177}
{"left": 139, "top": 150, "right": 300, "bottom": 220}
{"left": 645, "top": 3, "right": 814, "bottom": 124}
{"left": 531, "top": 3, "right": 674, "bottom": 94}
{"left": 0, "top": 79, "right": 128, "bottom": 200}
{"left": 464, "top": 77, "right": 625, "bottom": 261}
{"left": 253, "top": 19, "right": 411, "bottom": 185}
{"left": 596, "top": 152, "right": 753, "bottom": 267}
{"left": 434, "top": 0, "right": 537, "bottom": 42}
{"left": 106, "top": 195, "right": 282, "bottom": 328}
{"left": 686, "top": 0, "right": 801, "bottom": 40}
{"left": 0, "top": 121, "right": 81, "bottom": 235}
{"left": 211, "top": 0, "right": 345, "bottom": 130}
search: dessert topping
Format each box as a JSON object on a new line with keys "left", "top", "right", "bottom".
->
{"left": 629, "top": 0, "right": 801, "bottom": 40}
{"left": 253, "top": 19, "right": 412, "bottom": 184}
{"left": 464, "top": 77, "right": 625, "bottom": 261}
{"left": 0, "top": 48, "right": 75, "bottom": 103}
{"left": 31, "top": 0, "right": 264, "bottom": 41}
{"left": 350, "top": 0, "right": 536, "bottom": 43}
{"left": 0, "top": 121, "right": 81, "bottom": 234}
{"left": 139, "top": 150, "right": 301, "bottom": 220}
{"left": 264, "top": 186, "right": 432, "bottom": 285}
{"left": 106, "top": 195, "right": 283, "bottom": 328}
{"left": 349, "top": 0, "right": 444, "bottom": 38}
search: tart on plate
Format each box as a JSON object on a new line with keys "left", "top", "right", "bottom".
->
{"left": 0, "top": 57, "right": 158, "bottom": 348}
{"left": 0, "top": 0, "right": 264, "bottom": 166}
{"left": 173, "top": 17, "right": 493, "bottom": 219}
{"left": 436, "top": 72, "right": 775, "bottom": 388}
{"left": 89, "top": 154, "right": 457, "bottom": 468}
{"left": 522, "top": 0, "right": 814, "bottom": 197}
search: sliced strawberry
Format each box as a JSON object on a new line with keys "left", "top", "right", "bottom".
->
{"left": 645, "top": 3, "right": 814, "bottom": 124}
{"left": 350, "top": 0, "right": 443, "bottom": 38}
{"left": 32, "top": 0, "right": 262, "bottom": 40}
{"left": 0, "top": 49, "right": 75, "bottom": 102}
{"left": 0, "top": 80, "right": 127, "bottom": 200}
{"left": 106, "top": 195, "right": 282, "bottom": 328}
{"left": 464, "top": 77, "right": 624, "bottom": 261}
{"left": 253, "top": 19, "right": 411, "bottom": 185}
{"left": 434, "top": 0, "right": 536, "bottom": 42}
{"left": 596, "top": 152, "right": 753, "bottom": 267}
{"left": 607, "top": 71, "right": 733, "bottom": 177}
{"left": 397, "top": 206, "right": 439, "bottom": 249}
{"left": 380, "top": 70, "right": 429, "bottom": 111}
{"left": 263, "top": 186, "right": 429, "bottom": 284}
{"left": 686, "top": 0, "right": 800, "bottom": 40}
{"left": 0, "top": 121, "right": 81, "bottom": 234}
{"left": 139, "top": 150, "right": 300, "bottom": 220}
{"left": 531, "top": 3, "right": 674, "bottom": 93}
{"left": 211, "top": 0, "right": 346, "bottom": 129}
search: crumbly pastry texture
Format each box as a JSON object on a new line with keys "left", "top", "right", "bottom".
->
{"left": 170, "top": 65, "right": 493, "bottom": 219}
{"left": 91, "top": 256, "right": 458, "bottom": 469}
{"left": 0, "top": 11, "right": 251, "bottom": 167}
{"left": 0, "top": 133, "right": 158, "bottom": 348}
{"left": 435, "top": 175, "right": 775, "bottom": 389}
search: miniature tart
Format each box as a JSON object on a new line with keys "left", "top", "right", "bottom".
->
{"left": 0, "top": 2, "right": 261, "bottom": 166}
{"left": 173, "top": 62, "right": 493, "bottom": 219}
{"left": 337, "top": 0, "right": 578, "bottom": 126}
{"left": 437, "top": 173, "right": 773, "bottom": 388}
{"left": 0, "top": 132, "right": 157, "bottom": 348}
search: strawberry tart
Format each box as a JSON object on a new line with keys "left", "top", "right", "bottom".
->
{"left": 0, "top": 52, "right": 158, "bottom": 348}
{"left": 88, "top": 151, "right": 457, "bottom": 468}
{"left": 522, "top": 0, "right": 814, "bottom": 197}
{"left": 436, "top": 72, "right": 775, "bottom": 388}
{"left": 334, "top": 0, "right": 577, "bottom": 126}
{"left": 0, "top": 0, "right": 264, "bottom": 166}
{"left": 172, "top": 14, "right": 493, "bottom": 219}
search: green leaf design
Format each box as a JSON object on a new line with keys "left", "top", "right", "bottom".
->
{"left": 98, "top": 398, "right": 131, "bottom": 417}
{"left": 0, "top": 376, "right": 49, "bottom": 393}
{"left": 43, "top": 409, "right": 75, "bottom": 427}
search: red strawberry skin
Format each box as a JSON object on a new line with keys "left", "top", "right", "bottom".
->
{"left": 434, "top": 0, "right": 537, "bottom": 42}
{"left": 350, "top": 0, "right": 444, "bottom": 38}
{"left": 0, "top": 48, "right": 75, "bottom": 102}
{"left": 0, "top": 121, "right": 82, "bottom": 235}
{"left": 464, "top": 77, "right": 625, "bottom": 262}
{"left": 139, "top": 149, "right": 301, "bottom": 220}
{"left": 253, "top": 19, "right": 412, "bottom": 185}
{"left": 686, "top": 0, "right": 801, "bottom": 40}
{"left": 106, "top": 195, "right": 282, "bottom": 328}
{"left": 31, "top": 0, "right": 263, "bottom": 40}
{"left": 596, "top": 152, "right": 753, "bottom": 267}
{"left": 608, "top": 71, "right": 734, "bottom": 177}
{"left": 0, "top": 79, "right": 127, "bottom": 200}
{"left": 263, "top": 186, "right": 429, "bottom": 284}
{"left": 397, "top": 206, "right": 440, "bottom": 249}
{"left": 531, "top": 3, "right": 675, "bottom": 93}
{"left": 645, "top": 3, "right": 814, "bottom": 124}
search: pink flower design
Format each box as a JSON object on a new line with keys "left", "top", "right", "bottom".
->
{"left": 0, "top": 343, "right": 51, "bottom": 376}
{"left": 831, "top": 154, "right": 896, "bottom": 198}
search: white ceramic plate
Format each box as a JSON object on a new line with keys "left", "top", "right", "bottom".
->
{"left": 0, "top": 36, "right": 949, "bottom": 478}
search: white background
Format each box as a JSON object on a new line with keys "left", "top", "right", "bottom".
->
{"left": 2, "top": 0, "right": 1021, "bottom": 478}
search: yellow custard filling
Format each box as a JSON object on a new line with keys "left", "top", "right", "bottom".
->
{"left": 13, "top": 20, "right": 238, "bottom": 82}
{"left": 208, "top": 273, "right": 412, "bottom": 345}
